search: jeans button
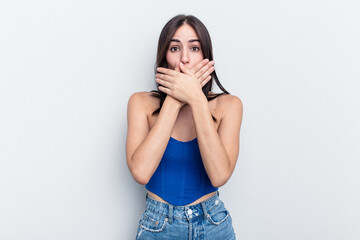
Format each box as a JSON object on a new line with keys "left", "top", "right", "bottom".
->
{"left": 187, "top": 209, "right": 193, "bottom": 215}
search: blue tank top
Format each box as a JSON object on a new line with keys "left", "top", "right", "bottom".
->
{"left": 145, "top": 136, "right": 218, "bottom": 206}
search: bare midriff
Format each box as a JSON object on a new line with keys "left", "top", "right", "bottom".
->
{"left": 147, "top": 190, "right": 217, "bottom": 206}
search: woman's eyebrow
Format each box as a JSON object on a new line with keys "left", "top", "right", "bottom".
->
{"left": 170, "top": 39, "right": 200, "bottom": 43}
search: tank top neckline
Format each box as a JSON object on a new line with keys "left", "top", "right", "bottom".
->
{"left": 170, "top": 136, "right": 197, "bottom": 143}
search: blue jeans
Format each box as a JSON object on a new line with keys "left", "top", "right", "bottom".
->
{"left": 135, "top": 191, "right": 236, "bottom": 240}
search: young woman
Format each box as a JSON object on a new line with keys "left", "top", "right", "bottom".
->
{"left": 126, "top": 14, "right": 243, "bottom": 240}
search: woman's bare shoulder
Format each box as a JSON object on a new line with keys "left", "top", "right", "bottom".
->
{"left": 128, "top": 91, "right": 158, "bottom": 101}
{"left": 215, "top": 93, "right": 243, "bottom": 116}
{"left": 218, "top": 93, "right": 242, "bottom": 105}
{"left": 128, "top": 91, "right": 159, "bottom": 115}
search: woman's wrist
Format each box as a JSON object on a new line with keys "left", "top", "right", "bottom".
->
{"left": 164, "top": 95, "right": 184, "bottom": 111}
{"left": 189, "top": 92, "right": 208, "bottom": 109}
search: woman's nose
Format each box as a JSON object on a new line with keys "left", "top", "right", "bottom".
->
{"left": 180, "top": 50, "right": 189, "bottom": 64}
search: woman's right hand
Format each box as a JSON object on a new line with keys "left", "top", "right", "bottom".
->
{"left": 163, "top": 61, "right": 186, "bottom": 108}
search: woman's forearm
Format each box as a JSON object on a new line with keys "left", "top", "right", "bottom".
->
{"left": 190, "top": 94, "right": 231, "bottom": 188}
{"left": 130, "top": 97, "right": 181, "bottom": 185}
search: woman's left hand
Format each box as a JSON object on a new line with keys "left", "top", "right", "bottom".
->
{"left": 156, "top": 61, "right": 213, "bottom": 105}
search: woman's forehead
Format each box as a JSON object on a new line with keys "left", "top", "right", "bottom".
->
{"left": 172, "top": 24, "right": 199, "bottom": 42}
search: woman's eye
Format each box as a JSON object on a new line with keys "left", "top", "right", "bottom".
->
{"left": 170, "top": 46, "right": 179, "bottom": 52}
{"left": 191, "top": 47, "right": 200, "bottom": 52}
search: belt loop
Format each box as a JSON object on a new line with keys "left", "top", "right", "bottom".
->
{"left": 201, "top": 202, "right": 208, "bottom": 220}
{"left": 168, "top": 204, "right": 173, "bottom": 224}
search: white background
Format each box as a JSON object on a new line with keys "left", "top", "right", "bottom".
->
{"left": 1, "top": 0, "right": 359, "bottom": 239}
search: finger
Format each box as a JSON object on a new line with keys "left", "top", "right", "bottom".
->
{"left": 155, "top": 73, "right": 173, "bottom": 82}
{"left": 157, "top": 67, "right": 177, "bottom": 76}
{"left": 158, "top": 86, "right": 179, "bottom": 100}
{"left": 190, "top": 59, "right": 209, "bottom": 74}
{"left": 198, "top": 65, "right": 215, "bottom": 83}
{"left": 156, "top": 77, "right": 172, "bottom": 89}
{"left": 195, "top": 60, "right": 215, "bottom": 79}
{"left": 175, "top": 61, "right": 180, "bottom": 72}
{"left": 179, "top": 62, "right": 192, "bottom": 75}
{"left": 158, "top": 85, "right": 172, "bottom": 95}
{"left": 200, "top": 75, "right": 212, "bottom": 88}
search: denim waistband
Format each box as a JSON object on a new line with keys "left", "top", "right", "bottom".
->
{"left": 145, "top": 191, "right": 220, "bottom": 223}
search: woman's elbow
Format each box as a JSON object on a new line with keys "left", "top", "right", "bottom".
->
{"left": 211, "top": 178, "right": 228, "bottom": 188}
{"left": 210, "top": 171, "right": 232, "bottom": 188}
{"left": 135, "top": 177, "right": 149, "bottom": 186}
{"left": 130, "top": 168, "right": 150, "bottom": 185}
{"left": 128, "top": 162, "right": 151, "bottom": 185}
{"left": 127, "top": 156, "right": 149, "bottom": 185}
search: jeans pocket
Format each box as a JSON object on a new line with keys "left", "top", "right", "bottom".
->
{"left": 139, "top": 210, "right": 168, "bottom": 233}
{"left": 206, "top": 204, "right": 230, "bottom": 225}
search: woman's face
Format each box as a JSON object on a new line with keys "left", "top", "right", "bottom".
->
{"left": 166, "top": 24, "right": 204, "bottom": 70}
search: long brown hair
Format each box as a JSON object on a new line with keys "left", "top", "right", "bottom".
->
{"left": 151, "top": 14, "right": 229, "bottom": 122}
